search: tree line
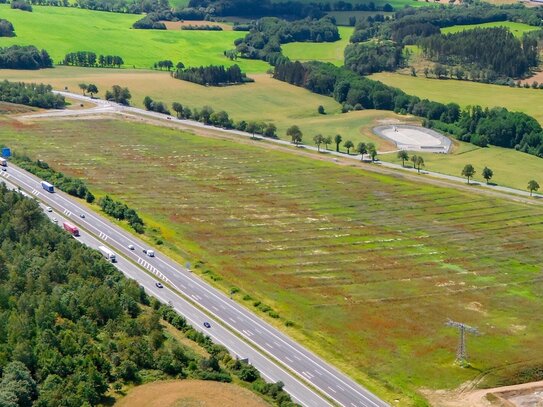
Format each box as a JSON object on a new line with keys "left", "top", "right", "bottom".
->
{"left": 143, "top": 97, "right": 279, "bottom": 137}
{"left": 74, "top": 0, "right": 169, "bottom": 14}
{"left": 0, "top": 80, "right": 64, "bottom": 109}
{"left": 11, "top": 154, "right": 95, "bottom": 202}
{"left": 0, "top": 184, "right": 299, "bottom": 406}
{"left": 419, "top": 27, "right": 538, "bottom": 79}
{"left": 233, "top": 16, "right": 339, "bottom": 66}
{"left": 181, "top": 24, "right": 223, "bottom": 31}
{"left": 11, "top": 0, "right": 32, "bottom": 11}
{"left": 173, "top": 64, "right": 248, "bottom": 86}
{"left": 273, "top": 60, "right": 543, "bottom": 158}
{"left": 99, "top": 195, "right": 145, "bottom": 233}
{"left": 62, "top": 51, "right": 124, "bottom": 68}
{"left": 0, "top": 45, "right": 52, "bottom": 70}
{"left": 132, "top": 13, "right": 167, "bottom": 29}
{"left": 0, "top": 19, "right": 15, "bottom": 37}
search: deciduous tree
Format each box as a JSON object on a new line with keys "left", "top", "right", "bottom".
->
{"left": 344, "top": 140, "right": 354, "bottom": 154}
{"left": 482, "top": 166, "right": 493, "bottom": 184}
{"left": 462, "top": 164, "right": 475, "bottom": 184}
{"left": 397, "top": 150, "right": 409, "bottom": 167}
{"left": 334, "top": 134, "right": 342, "bottom": 152}
{"left": 287, "top": 125, "right": 303, "bottom": 145}
{"left": 528, "top": 179, "right": 540, "bottom": 196}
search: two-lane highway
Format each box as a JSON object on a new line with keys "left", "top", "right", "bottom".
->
{"left": 1, "top": 163, "right": 389, "bottom": 407}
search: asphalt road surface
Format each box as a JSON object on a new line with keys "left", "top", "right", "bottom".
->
{"left": 0, "top": 163, "right": 389, "bottom": 407}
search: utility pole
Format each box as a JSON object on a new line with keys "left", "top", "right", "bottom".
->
{"left": 445, "top": 319, "right": 479, "bottom": 365}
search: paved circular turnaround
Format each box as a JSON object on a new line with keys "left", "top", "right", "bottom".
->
{"left": 373, "top": 124, "right": 452, "bottom": 153}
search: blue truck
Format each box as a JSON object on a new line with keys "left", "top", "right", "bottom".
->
{"left": 41, "top": 181, "right": 54, "bottom": 193}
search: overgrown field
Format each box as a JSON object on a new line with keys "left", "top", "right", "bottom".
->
{"left": 282, "top": 26, "right": 354, "bottom": 66}
{"left": 370, "top": 72, "right": 543, "bottom": 124}
{"left": 0, "top": 4, "right": 267, "bottom": 72}
{"left": 0, "top": 67, "right": 406, "bottom": 146}
{"left": 3, "top": 116, "right": 543, "bottom": 404}
{"left": 441, "top": 21, "right": 541, "bottom": 37}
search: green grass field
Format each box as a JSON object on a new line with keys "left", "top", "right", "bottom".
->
{"left": 0, "top": 4, "right": 267, "bottom": 72}
{"left": 441, "top": 21, "right": 541, "bottom": 38}
{"left": 379, "top": 140, "right": 543, "bottom": 191}
{"left": 282, "top": 26, "right": 354, "bottom": 66}
{"left": 371, "top": 72, "right": 543, "bottom": 124}
{"left": 0, "top": 66, "right": 407, "bottom": 147}
{"left": 3, "top": 116, "right": 543, "bottom": 405}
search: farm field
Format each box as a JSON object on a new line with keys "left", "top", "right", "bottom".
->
{"left": 379, "top": 139, "right": 543, "bottom": 191}
{"left": 441, "top": 21, "right": 541, "bottom": 37}
{"left": 3, "top": 116, "right": 543, "bottom": 404}
{"left": 370, "top": 72, "right": 543, "bottom": 124}
{"left": 282, "top": 26, "right": 354, "bottom": 66}
{"left": 0, "top": 66, "right": 409, "bottom": 146}
{"left": 0, "top": 5, "right": 267, "bottom": 72}
{"left": 116, "top": 380, "right": 268, "bottom": 407}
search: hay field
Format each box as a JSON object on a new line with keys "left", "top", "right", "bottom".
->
{"left": 0, "top": 66, "right": 409, "bottom": 146}
{"left": 116, "top": 380, "right": 268, "bottom": 407}
{"left": 282, "top": 27, "right": 354, "bottom": 66}
{"left": 3, "top": 117, "right": 543, "bottom": 404}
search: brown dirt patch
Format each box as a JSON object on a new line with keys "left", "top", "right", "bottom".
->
{"left": 422, "top": 380, "right": 543, "bottom": 407}
{"left": 522, "top": 70, "right": 543, "bottom": 86}
{"left": 115, "top": 380, "right": 269, "bottom": 407}
{"left": 162, "top": 20, "right": 233, "bottom": 31}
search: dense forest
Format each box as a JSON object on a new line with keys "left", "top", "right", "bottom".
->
{"left": 349, "top": 4, "right": 543, "bottom": 44}
{"left": 0, "top": 185, "right": 211, "bottom": 406}
{"left": 234, "top": 17, "right": 339, "bottom": 65}
{"left": 0, "top": 19, "right": 15, "bottom": 37}
{"left": 419, "top": 27, "right": 538, "bottom": 78}
{"left": 344, "top": 40, "right": 404, "bottom": 75}
{"left": 173, "top": 64, "right": 248, "bottom": 86}
{"left": 62, "top": 52, "right": 124, "bottom": 68}
{"left": 0, "top": 81, "right": 64, "bottom": 109}
{"left": 0, "top": 46, "right": 52, "bottom": 70}
{"left": 274, "top": 61, "right": 543, "bottom": 156}
{"left": 183, "top": 0, "right": 392, "bottom": 19}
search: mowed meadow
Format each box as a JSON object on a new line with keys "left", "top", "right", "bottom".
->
{"left": 0, "top": 4, "right": 268, "bottom": 72}
{"left": 370, "top": 72, "right": 543, "bottom": 124}
{"left": 440, "top": 21, "right": 541, "bottom": 37}
{"left": 3, "top": 116, "right": 543, "bottom": 403}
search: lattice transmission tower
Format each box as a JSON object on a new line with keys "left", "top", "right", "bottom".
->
{"left": 445, "top": 319, "right": 479, "bottom": 365}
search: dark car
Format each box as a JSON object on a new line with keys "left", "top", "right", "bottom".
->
{"left": 155, "top": 282, "right": 164, "bottom": 289}
{"left": 203, "top": 322, "right": 211, "bottom": 328}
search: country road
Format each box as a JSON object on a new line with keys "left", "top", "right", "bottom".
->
{"left": 22, "top": 90, "right": 542, "bottom": 205}
{"left": 0, "top": 162, "right": 390, "bottom": 407}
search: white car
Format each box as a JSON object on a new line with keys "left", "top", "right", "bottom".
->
{"left": 128, "top": 244, "right": 135, "bottom": 250}
{"left": 46, "top": 207, "right": 52, "bottom": 212}
{"left": 52, "top": 217, "right": 58, "bottom": 223}
{"left": 147, "top": 250, "right": 155, "bottom": 257}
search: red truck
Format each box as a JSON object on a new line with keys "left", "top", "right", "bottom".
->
{"left": 63, "top": 222, "right": 79, "bottom": 236}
